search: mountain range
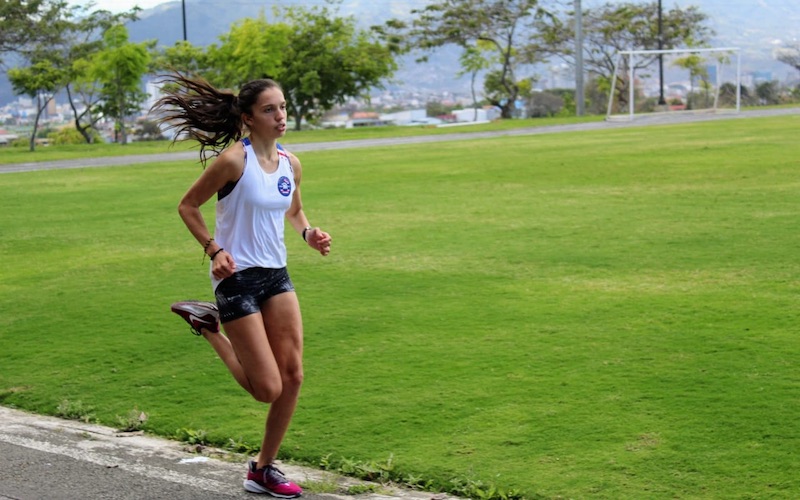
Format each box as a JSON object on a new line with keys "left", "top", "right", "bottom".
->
{"left": 124, "top": 0, "right": 800, "bottom": 83}
{"left": 2, "top": 0, "right": 799, "bottom": 106}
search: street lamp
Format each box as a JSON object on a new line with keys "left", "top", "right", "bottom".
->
{"left": 657, "top": 0, "right": 666, "bottom": 105}
{"left": 182, "top": 0, "right": 187, "bottom": 41}
{"left": 575, "top": 0, "right": 585, "bottom": 116}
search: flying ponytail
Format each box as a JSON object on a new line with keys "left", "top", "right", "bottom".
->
{"left": 151, "top": 73, "right": 243, "bottom": 166}
{"left": 152, "top": 73, "right": 285, "bottom": 166}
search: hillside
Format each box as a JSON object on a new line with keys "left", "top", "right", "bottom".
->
{"left": 116, "top": 0, "right": 800, "bottom": 92}
{"left": 2, "top": 0, "right": 798, "bottom": 105}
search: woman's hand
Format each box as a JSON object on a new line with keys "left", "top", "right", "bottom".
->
{"left": 306, "top": 228, "right": 332, "bottom": 256}
{"left": 211, "top": 250, "right": 237, "bottom": 280}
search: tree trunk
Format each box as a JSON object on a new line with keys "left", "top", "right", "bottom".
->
{"left": 66, "top": 85, "right": 94, "bottom": 144}
{"left": 28, "top": 93, "right": 47, "bottom": 152}
{"left": 117, "top": 92, "right": 128, "bottom": 144}
{"left": 294, "top": 108, "right": 304, "bottom": 132}
{"left": 118, "top": 118, "right": 127, "bottom": 144}
{"left": 500, "top": 79, "right": 519, "bottom": 119}
{"left": 471, "top": 71, "right": 478, "bottom": 121}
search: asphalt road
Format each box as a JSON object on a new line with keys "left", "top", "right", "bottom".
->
{"left": 2, "top": 107, "right": 798, "bottom": 175}
{"left": 0, "top": 406, "right": 434, "bottom": 500}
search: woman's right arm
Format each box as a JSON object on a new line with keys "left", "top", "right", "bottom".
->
{"left": 178, "top": 147, "right": 243, "bottom": 279}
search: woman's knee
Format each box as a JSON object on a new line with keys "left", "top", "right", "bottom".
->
{"left": 250, "top": 370, "right": 302, "bottom": 403}
{"left": 283, "top": 367, "right": 304, "bottom": 392}
{"left": 251, "top": 379, "right": 283, "bottom": 403}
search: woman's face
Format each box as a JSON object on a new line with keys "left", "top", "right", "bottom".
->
{"left": 245, "top": 87, "right": 287, "bottom": 138}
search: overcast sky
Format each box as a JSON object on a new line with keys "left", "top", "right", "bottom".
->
{"left": 68, "top": 0, "right": 788, "bottom": 17}
{"left": 68, "top": 0, "right": 169, "bottom": 13}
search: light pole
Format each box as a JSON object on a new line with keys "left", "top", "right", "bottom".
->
{"left": 182, "top": 0, "right": 187, "bottom": 41}
{"left": 657, "top": 0, "right": 666, "bottom": 105}
{"left": 575, "top": 0, "right": 585, "bottom": 116}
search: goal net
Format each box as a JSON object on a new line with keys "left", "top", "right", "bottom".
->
{"left": 606, "top": 47, "right": 742, "bottom": 121}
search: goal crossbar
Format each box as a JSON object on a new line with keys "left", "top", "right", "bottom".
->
{"left": 606, "top": 47, "right": 742, "bottom": 120}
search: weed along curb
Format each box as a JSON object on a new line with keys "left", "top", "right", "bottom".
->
{"left": 0, "top": 406, "right": 458, "bottom": 500}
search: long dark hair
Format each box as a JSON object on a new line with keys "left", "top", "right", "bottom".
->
{"left": 151, "top": 73, "right": 282, "bottom": 165}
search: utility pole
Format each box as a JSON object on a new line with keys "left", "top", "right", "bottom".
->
{"left": 575, "top": 0, "right": 585, "bottom": 116}
{"left": 657, "top": 0, "right": 666, "bottom": 105}
{"left": 182, "top": 0, "right": 187, "bottom": 41}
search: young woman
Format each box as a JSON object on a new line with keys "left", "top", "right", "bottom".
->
{"left": 154, "top": 74, "right": 331, "bottom": 498}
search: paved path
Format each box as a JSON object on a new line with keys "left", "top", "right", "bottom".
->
{"left": 2, "top": 107, "right": 798, "bottom": 174}
{"left": 0, "top": 406, "right": 439, "bottom": 500}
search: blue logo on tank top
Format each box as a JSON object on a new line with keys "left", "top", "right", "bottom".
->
{"left": 277, "top": 176, "right": 292, "bottom": 197}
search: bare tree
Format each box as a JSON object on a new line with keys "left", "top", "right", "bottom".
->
{"left": 775, "top": 43, "right": 800, "bottom": 73}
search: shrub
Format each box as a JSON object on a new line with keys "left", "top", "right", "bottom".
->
{"left": 526, "top": 91, "right": 564, "bottom": 117}
{"left": 48, "top": 126, "right": 103, "bottom": 145}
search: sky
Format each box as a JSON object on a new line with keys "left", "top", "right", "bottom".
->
{"left": 68, "top": 0, "right": 171, "bottom": 13}
{"left": 65, "top": 0, "right": 781, "bottom": 16}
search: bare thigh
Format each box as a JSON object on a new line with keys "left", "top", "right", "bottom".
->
{"left": 220, "top": 291, "right": 303, "bottom": 401}
{"left": 260, "top": 291, "right": 303, "bottom": 381}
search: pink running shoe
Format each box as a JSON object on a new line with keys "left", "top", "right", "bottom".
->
{"left": 170, "top": 300, "right": 220, "bottom": 336}
{"left": 243, "top": 461, "right": 303, "bottom": 498}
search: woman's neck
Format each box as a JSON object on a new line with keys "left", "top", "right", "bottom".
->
{"left": 247, "top": 135, "right": 278, "bottom": 159}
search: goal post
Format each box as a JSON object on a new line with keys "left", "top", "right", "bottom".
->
{"left": 606, "top": 47, "right": 742, "bottom": 121}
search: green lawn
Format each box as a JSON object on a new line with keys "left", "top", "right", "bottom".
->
{"left": 1, "top": 115, "right": 798, "bottom": 499}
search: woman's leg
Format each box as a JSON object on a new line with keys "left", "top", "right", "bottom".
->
{"left": 256, "top": 291, "right": 304, "bottom": 467}
{"left": 221, "top": 313, "right": 284, "bottom": 404}
{"left": 201, "top": 291, "right": 303, "bottom": 468}
{"left": 199, "top": 328, "right": 252, "bottom": 393}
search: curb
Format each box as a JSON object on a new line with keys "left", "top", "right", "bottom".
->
{"left": 0, "top": 405, "right": 451, "bottom": 500}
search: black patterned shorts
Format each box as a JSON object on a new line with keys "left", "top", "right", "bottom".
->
{"left": 214, "top": 267, "right": 295, "bottom": 323}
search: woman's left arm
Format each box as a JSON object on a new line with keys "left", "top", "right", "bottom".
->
{"left": 286, "top": 153, "right": 332, "bottom": 256}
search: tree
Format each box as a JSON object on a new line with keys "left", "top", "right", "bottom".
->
{"left": 7, "top": 53, "right": 67, "bottom": 151}
{"left": 426, "top": 100, "right": 455, "bottom": 118}
{"left": 672, "top": 54, "right": 709, "bottom": 110}
{"left": 279, "top": 2, "right": 398, "bottom": 130}
{"left": 774, "top": 43, "right": 800, "bottom": 74}
{"left": 718, "top": 82, "right": 749, "bottom": 107}
{"left": 385, "top": 0, "right": 553, "bottom": 119}
{"left": 755, "top": 80, "right": 779, "bottom": 106}
{"left": 88, "top": 25, "right": 152, "bottom": 144}
{"left": 149, "top": 40, "right": 216, "bottom": 130}
{"left": 6, "top": 2, "right": 139, "bottom": 145}
{"left": 457, "top": 43, "right": 492, "bottom": 121}
{"left": 66, "top": 59, "right": 106, "bottom": 144}
{"left": 0, "top": 0, "right": 66, "bottom": 64}
{"left": 205, "top": 2, "right": 397, "bottom": 130}
{"left": 204, "top": 13, "right": 290, "bottom": 88}
{"left": 61, "top": 8, "right": 140, "bottom": 143}
{"left": 527, "top": 90, "right": 564, "bottom": 117}
{"left": 133, "top": 120, "right": 164, "bottom": 141}
{"left": 150, "top": 40, "right": 212, "bottom": 76}
{"left": 539, "top": 1, "right": 713, "bottom": 111}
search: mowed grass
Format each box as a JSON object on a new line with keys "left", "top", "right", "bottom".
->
{"left": 1, "top": 115, "right": 799, "bottom": 498}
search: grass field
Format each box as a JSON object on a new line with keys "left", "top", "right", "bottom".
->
{"left": 1, "top": 115, "right": 799, "bottom": 499}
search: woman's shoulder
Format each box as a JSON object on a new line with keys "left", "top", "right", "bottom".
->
{"left": 220, "top": 140, "right": 247, "bottom": 161}
{"left": 280, "top": 146, "right": 301, "bottom": 170}
{"left": 208, "top": 141, "right": 246, "bottom": 180}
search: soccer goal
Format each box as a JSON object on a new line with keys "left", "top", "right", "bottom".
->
{"left": 606, "top": 47, "right": 742, "bottom": 121}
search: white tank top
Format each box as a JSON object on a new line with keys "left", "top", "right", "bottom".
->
{"left": 210, "top": 138, "right": 295, "bottom": 290}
